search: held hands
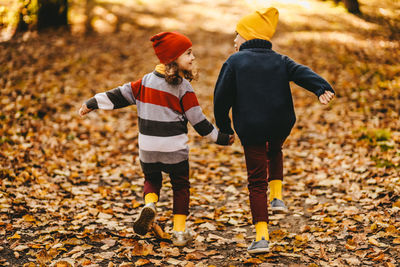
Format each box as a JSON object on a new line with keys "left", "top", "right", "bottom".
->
{"left": 78, "top": 103, "right": 92, "bottom": 117}
{"left": 318, "top": 91, "right": 335, "bottom": 105}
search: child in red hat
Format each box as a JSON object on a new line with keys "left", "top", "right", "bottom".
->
{"left": 79, "top": 31, "right": 234, "bottom": 246}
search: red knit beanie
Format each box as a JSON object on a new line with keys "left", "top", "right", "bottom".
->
{"left": 150, "top": 32, "right": 192, "bottom": 64}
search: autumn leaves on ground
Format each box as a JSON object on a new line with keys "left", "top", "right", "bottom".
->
{"left": 1, "top": 0, "right": 399, "bottom": 266}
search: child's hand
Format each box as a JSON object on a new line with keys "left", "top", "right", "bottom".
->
{"left": 79, "top": 103, "right": 92, "bottom": 117}
{"left": 319, "top": 91, "right": 335, "bottom": 105}
{"left": 228, "top": 134, "right": 235, "bottom": 145}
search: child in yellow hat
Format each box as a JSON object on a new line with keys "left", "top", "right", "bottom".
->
{"left": 213, "top": 7, "right": 335, "bottom": 254}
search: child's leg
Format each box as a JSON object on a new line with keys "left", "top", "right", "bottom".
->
{"left": 143, "top": 171, "right": 163, "bottom": 203}
{"left": 134, "top": 172, "right": 162, "bottom": 235}
{"left": 266, "top": 139, "right": 285, "bottom": 201}
{"left": 243, "top": 144, "right": 269, "bottom": 241}
{"left": 169, "top": 169, "right": 190, "bottom": 232}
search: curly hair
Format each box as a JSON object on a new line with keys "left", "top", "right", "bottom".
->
{"left": 164, "top": 62, "right": 198, "bottom": 85}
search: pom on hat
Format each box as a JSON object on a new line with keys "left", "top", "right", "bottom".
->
{"left": 150, "top": 32, "right": 192, "bottom": 64}
{"left": 236, "top": 7, "right": 279, "bottom": 41}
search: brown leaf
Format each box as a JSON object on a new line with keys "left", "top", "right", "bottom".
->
{"left": 132, "top": 241, "right": 154, "bottom": 256}
{"left": 185, "top": 251, "right": 207, "bottom": 260}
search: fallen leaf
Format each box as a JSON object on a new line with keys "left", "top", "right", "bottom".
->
{"left": 134, "top": 259, "right": 150, "bottom": 266}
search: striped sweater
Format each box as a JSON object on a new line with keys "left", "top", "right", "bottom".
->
{"left": 86, "top": 65, "right": 230, "bottom": 173}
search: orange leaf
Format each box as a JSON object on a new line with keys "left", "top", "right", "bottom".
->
{"left": 54, "top": 261, "right": 72, "bottom": 267}
{"left": 23, "top": 214, "right": 36, "bottom": 222}
{"left": 152, "top": 223, "right": 169, "bottom": 239}
{"left": 372, "top": 253, "right": 385, "bottom": 262}
{"left": 135, "top": 259, "right": 150, "bottom": 266}
{"left": 244, "top": 258, "right": 263, "bottom": 264}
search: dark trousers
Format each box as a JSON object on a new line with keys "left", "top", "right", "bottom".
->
{"left": 143, "top": 168, "right": 190, "bottom": 215}
{"left": 243, "top": 139, "right": 285, "bottom": 223}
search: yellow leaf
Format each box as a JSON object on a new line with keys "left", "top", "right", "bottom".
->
{"left": 345, "top": 243, "right": 356, "bottom": 250}
{"left": 385, "top": 225, "right": 399, "bottom": 235}
{"left": 70, "top": 172, "right": 79, "bottom": 179}
{"left": 236, "top": 243, "right": 247, "bottom": 248}
{"left": 393, "top": 237, "right": 400, "bottom": 244}
{"left": 7, "top": 233, "right": 21, "bottom": 240}
{"left": 23, "top": 214, "right": 36, "bottom": 222}
{"left": 353, "top": 215, "right": 363, "bottom": 223}
{"left": 368, "top": 237, "right": 380, "bottom": 246}
{"left": 323, "top": 217, "right": 334, "bottom": 224}
{"left": 295, "top": 234, "right": 308, "bottom": 242}
{"left": 131, "top": 199, "right": 141, "bottom": 209}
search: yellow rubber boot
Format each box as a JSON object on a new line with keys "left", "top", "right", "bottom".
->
{"left": 144, "top": 193, "right": 158, "bottom": 204}
{"left": 173, "top": 214, "right": 187, "bottom": 232}
{"left": 255, "top": 221, "right": 269, "bottom": 242}
{"left": 269, "top": 180, "right": 282, "bottom": 202}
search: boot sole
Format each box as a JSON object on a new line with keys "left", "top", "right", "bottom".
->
{"left": 247, "top": 247, "right": 270, "bottom": 254}
{"left": 270, "top": 206, "right": 288, "bottom": 214}
{"left": 133, "top": 207, "right": 156, "bottom": 235}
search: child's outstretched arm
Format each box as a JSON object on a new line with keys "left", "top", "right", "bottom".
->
{"left": 285, "top": 56, "right": 335, "bottom": 101}
{"left": 181, "top": 88, "right": 233, "bottom": 146}
{"left": 79, "top": 103, "right": 92, "bottom": 116}
{"left": 78, "top": 81, "right": 140, "bottom": 116}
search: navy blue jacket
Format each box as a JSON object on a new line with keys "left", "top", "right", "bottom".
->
{"left": 213, "top": 39, "right": 334, "bottom": 145}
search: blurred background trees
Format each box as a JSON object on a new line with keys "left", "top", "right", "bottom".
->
{"left": 1, "top": 0, "right": 68, "bottom": 40}
{"left": 1, "top": 0, "right": 399, "bottom": 42}
{"left": 334, "top": 0, "right": 361, "bottom": 14}
{"left": 16, "top": 0, "right": 68, "bottom": 31}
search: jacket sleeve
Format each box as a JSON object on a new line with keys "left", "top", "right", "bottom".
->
{"left": 213, "top": 62, "right": 236, "bottom": 135}
{"left": 181, "top": 90, "right": 230, "bottom": 145}
{"left": 85, "top": 80, "right": 141, "bottom": 110}
{"left": 284, "top": 56, "right": 335, "bottom": 97}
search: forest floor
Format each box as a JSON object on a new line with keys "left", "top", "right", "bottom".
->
{"left": 1, "top": 0, "right": 400, "bottom": 266}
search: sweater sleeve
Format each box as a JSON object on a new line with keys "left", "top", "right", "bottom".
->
{"left": 181, "top": 90, "right": 230, "bottom": 145}
{"left": 213, "top": 62, "right": 235, "bottom": 135}
{"left": 284, "top": 56, "right": 335, "bottom": 97}
{"left": 85, "top": 80, "right": 141, "bottom": 110}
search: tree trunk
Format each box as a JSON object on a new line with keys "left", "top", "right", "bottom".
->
{"left": 37, "top": 0, "right": 68, "bottom": 30}
{"left": 16, "top": 0, "right": 31, "bottom": 32}
{"left": 343, "top": 0, "right": 361, "bottom": 14}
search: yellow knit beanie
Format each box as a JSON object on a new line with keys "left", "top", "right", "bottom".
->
{"left": 236, "top": 7, "right": 279, "bottom": 41}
